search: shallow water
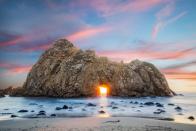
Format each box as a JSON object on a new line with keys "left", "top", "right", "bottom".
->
{"left": 0, "top": 93, "right": 195, "bottom": 124}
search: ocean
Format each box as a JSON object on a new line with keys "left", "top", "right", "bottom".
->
{"left": 0, "top": 92, "right": 195, "bottom": 125}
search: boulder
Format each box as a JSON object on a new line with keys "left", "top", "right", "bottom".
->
{"left": 10, "top": 39, "right": 175, "bottom": 98}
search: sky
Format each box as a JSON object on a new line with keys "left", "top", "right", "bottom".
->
{"left": 0, "top": 0, "right": 196, "bottom": 92}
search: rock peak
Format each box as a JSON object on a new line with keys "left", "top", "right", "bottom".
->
{"left": 53, "top": 39, "right": 74, "bottom": 49}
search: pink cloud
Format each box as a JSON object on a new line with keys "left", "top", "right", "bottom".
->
{"left": 163, "top": 69, "right": 196, "bottom": 80}
{"left": 8, "top": 66, "right": 31, "bottom": 74}
{"left": 96, "top": 47, "right": 196, "bottom": 62}
{"left": 66, "top": 27, "right": 111, "bottom": 41}
{"left": 0, "top": 63, "right": 32, "bottom": 76}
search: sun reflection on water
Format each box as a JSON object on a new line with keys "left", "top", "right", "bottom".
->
{"left": 97, "top": 96, "right": 110, "bottom": 118}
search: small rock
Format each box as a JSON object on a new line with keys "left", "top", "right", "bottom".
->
{"left": 154, "top": 109, "right": 165, "bottom": 114}
{"left": 175, "top": 106, "right": 182, "bottom": 111}
{"left": 39, "top": 110, "right": 45, "bottom": 113}
{"left": 112, "top": 106, "right": 118, "bottom": 109}
{"left": 18, "top": 110, "right": 28, "bottom": 113}
{"left": 144, "top": 102, "right": 154, "bottom": 106}
{"left": 11, "top": 114, "right": 18, "bottom": 118}
{"left": 4, "top": 109, "right": 9, "bottom": 110}
{"left": 134, "top": 101, "right": 138, "bottom": 104}
{"left": 82, "top": 108, "right": 86, "bottom": 111}
{"left": 158, "top": 118, "right": 174, "bottom": 121}
{"left": 168, "top": 103, "right": 174, "bottom": 106}
{"left": 156, "top": 103, "right": 164, "bottom": 107}
{"left": 50, "top": 114, "right": 56, "bottom": 117}
{"left": 62, "top": 105, "right": 68, "bottom": 109}
{"left": 99, "top": 110, "right": 105, "bottom": 114}
{"left": 87, "top": 103, "right": 96, "bottom": 107}
{"left": 188, "top": 116, "right": 195, "bottom": 121}
{"left": 55, "top": 107, "right": 62, "bottom": 110}
{"left": 31, "top": 110, "right": 35, "bottom": 112}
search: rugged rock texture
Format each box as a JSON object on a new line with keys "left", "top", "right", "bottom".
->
{"left": 10, "top": 39, "right": 175, "bottom": 97}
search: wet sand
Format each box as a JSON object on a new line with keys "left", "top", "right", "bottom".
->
{"left": 0, "top": 117, "right": 195, "bottom": 131}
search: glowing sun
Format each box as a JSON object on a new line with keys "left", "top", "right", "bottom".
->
{"left": 98, "top": 85, "right": 108, "bottom": 96}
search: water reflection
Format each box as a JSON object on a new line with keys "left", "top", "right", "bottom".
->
{"left": 97, "top": 96, "right": 110, "bottom": 117}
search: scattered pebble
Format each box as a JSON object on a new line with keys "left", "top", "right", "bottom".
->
{"left": 168, "top": 103, "right": 174, "bottom": 106}
{"left": 18, "top": 110, "right": 28, "bottom": 113}
{"left": 87, "top": 103, "right": 96, "bottom": 107}
{"left": 156, "top": 103, "right": 164, "bottom": 107}
{"left": 144, "top": 102, "right": 154, "bottom": 106}
{"left": 112, "top": 106, "right": 118, "bottom": 109}
{"left": 50, "top": 114, "right": 56, "bottom": 117}
{"left": 175, "top": 106, "right": 182, "bottom": 111}
{"left": 188, "top": 116, "right": 195, "bottom": 121}
{"left": 134, "top": 101, "right": 138, "bottom": 104}
{"left": 10, "top": 114, "right": 18, "bottom": 118}
{"left": 55, "top": 107, "right": 62, "bottom": 110}
{"left": 99, "top": 110, "right": 105, "bottom": 114}
{"left": 37, "top": 110, "right": 46, "bottom": 116}
{"left": 154, "top": 109, "right": 165, "bottom": 114}
{"left": 62, "top": 105, "right": 68, "bottom": 109}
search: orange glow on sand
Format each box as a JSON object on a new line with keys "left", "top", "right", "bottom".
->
{"left": 98, "top": 85, "right": 108, "bottom": 97}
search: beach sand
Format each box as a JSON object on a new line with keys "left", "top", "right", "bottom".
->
{"left": 0, "top": 117, "right": 195, "bottom": 131}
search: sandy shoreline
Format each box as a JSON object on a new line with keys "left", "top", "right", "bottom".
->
{"left": 0, "top": 117, "right": 195, "bottom": 131}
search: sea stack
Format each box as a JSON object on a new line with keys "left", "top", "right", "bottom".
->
{"left": 10, "top": 39, "right": 175, "bottom": 97}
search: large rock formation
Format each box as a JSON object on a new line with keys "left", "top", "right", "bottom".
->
{"left": 10, "top": 39, "right": 175, "bottom": 97}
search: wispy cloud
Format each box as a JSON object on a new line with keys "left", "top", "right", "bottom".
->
{"left": 88, "top": 0, "right": 164, "bottom": 17}
{"left": 161, "top": 60, "right": 196, "bottom": 80}
{"left": 0, "top": 63, "right": 32, "bottom": 76}
{"left": 96, "top": 45, "right": 196, "bottom": 62}
{"left": 66, "top": 26, "right": 111, "bottom": 41}
{"left": 152, "top": 1, "right": 187, "bottom": 39}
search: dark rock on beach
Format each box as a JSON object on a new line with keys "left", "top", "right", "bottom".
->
{"left": 188, "top": 116, "right": 195, "bottom": 121}
{"left": 99, "top": 110, "right": 105, "bottom": 114}
{"left": 50, "top": 114, "right": 56, "bottom": 117}
{"left": 18, "top": 110, "right": 28, "bottom": 113}
{"left": 87, "top": 103, "right": 96, "bottom": 107}
{"left": 144, "top": 102, "right": 154, "bottom": 106}
{"left": 62, "top": 105, "right": 69, "bottom": 109}
{"left": 9, "top": 39, "right": 175, "bottom": 98}
{"left": 168, "top": 103, "right": 175, "bottom": 106}
{"left": 55, "top": 107, "right": 62, "bottom": 110}
{"left": 10, "top": 114, "right": 18, "bottom": 118}
{"left": 112, "top": 106, "right": 118, "bottom": 109}
{"left": 175, "top": 106, "right": 182, "bottom": 111}
{"left": 37, "top": 111, "right": 46, "bottom": 116}
{"left": 154, "top": 109, "right": 166, "bottom": 114}
{"left": 156, "top": 103, "right": 164, "bottom": 107}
